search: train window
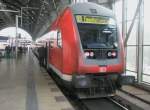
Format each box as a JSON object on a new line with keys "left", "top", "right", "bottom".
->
{"left": 76, "top": 15, "right": 118, "bottom": 49}
{"left": 49, "top": 30, "right": 57, "bottom": 48}
{"left": 78, "top": 25, "right": 117, "bottom": 49}
{"left": 57, "top": 30, "right": 62, "bottom": 48}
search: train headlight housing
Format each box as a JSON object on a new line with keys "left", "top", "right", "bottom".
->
{"left": 107, "top": 51, "right": 117, "bottom": 58}
{"left": 84, "top": 51, "right": 94, "bottom": 58}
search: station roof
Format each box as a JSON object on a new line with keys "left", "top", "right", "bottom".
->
{"left": 0, "top": 0, "right": 117, "bottom": 40}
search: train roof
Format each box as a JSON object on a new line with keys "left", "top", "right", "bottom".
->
{"left": 69, "top": 2, "right": 114, "bottom": 17}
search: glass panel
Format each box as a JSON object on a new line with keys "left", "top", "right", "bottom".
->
{"left": 114, "top": 0, "right": 122, "bottom": 23}
{"left": 118, "top": 23, "right": 122, "bottom": 36}
{"left": 143, "top": 74, "right": 150, "bottom": 83}
{"left": 127, "top": 20, "right": 138, "bottom": 45}
{"left": 143, "top": 0, "right": 150, "bottom": 83}
{"left": 49, "top": 31, "right": 57, "bottom": 48}
{"left": 143, "top": 46, "right": 150, "bottom": 75}
{"left": 126, "top": 70, "right": 137, "bottom": 79}
{"left": 76, "top": 15, "right": 118, "bottom": 49}
{"left": 127, "top": 0, "right": 138, "bottom": 20}
{"left": 126, "top": 46, "right": 137, "bottom": 72}
{"left": 144, "top": 0, "right": 150, "bottom": 45}
{"left": 57, "top": 31, "right": 62, "bottom": 48}
{"left": 77, "top": 24, "right": 118, "bottom": 49}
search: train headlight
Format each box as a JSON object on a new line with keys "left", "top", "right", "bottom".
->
{"left": 112, "top": 51, "right": 117, "bottom": 57}
{"left": 90, "top": 52, "right": 94, "bottom": 57}
{"left": 107, "top": 51, "right": 112, "bottom": 57}
{"left": 84, "top": 52, "right": 90, "bottom": 57}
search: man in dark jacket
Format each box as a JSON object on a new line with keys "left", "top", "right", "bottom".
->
{"left": 44, "top": 45, "right": 47, "bottom": 67}
{"left": 38, "top": 46, "right": 45, "bottom": 67}
{"left": 5, "top": 45, "right": 11, "bottom": 58}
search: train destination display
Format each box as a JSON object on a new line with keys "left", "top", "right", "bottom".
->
{"left": 76, "top": 15, "right": 115, "bottom": 25}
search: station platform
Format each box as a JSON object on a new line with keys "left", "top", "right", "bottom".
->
{"left": 0, "top": 51, "right": 74, "bottom": 110}
{"left": 121, "top": 85, "right": 150, "bottom": 104}
{"left": 116, "top": 85, "right": 150, "bottom": 110}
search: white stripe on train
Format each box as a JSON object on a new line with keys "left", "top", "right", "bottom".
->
{"left": 48, "top": 63, "right": 72, "bottom": 82}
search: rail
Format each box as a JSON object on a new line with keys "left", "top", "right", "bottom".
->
{"left": 108, "top": 98, "right": 128, "bottom": 110}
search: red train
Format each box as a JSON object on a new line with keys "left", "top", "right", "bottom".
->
{"left": 37, "top": 2, "right": 134, "bottom": 98}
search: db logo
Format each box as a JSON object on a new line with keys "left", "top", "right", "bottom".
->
{"left": 99, "top": 67, "right": 107, "bottom": 72}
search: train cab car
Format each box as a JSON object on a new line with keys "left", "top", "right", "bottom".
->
{"left": 40, "top": 2, "right": 134, "bottom": 98}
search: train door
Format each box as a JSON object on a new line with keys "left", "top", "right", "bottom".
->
{"left": 45, "top": 42, "right": 48, "bottom": 69}
{"left": 49, "top": 30, "right": 63, "bottom": 73}
{"left": 56, "top": 29, "right": 63, "bottom": 72}
{"left": 47, "top": 40, "right": 52, "bottom": 69}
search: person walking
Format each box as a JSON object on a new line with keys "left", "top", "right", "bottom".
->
{"left": 44, "top": 45, "right": 47, "bottom": 67}
{"left": 38, "top": 46, "right": 45, "bottom": 67}
{"left": 0, "top": 52, "right": 2, "bottom": 61}
{"left": 5, "top": 45, "right": 11, "bottom": 58}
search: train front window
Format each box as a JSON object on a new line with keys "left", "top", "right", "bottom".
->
{"left": 76, "top": 15, "right": 118, "bottom": 49}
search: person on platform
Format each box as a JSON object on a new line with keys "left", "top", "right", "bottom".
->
{"left": 38, "top": 46, "right": 45, "bottom": 67}
{"left": 5, "top": 45, "right": 11, "bottom": 58}
{"left": 44, "top": 45, "right": 47, "bottom": 67}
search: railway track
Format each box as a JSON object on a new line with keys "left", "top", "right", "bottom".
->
{"left": 58, "top": 87, "right": 135, "bottom": 110}
{"left": 107, "top": 98, "right": 129, "bottom": 110}
{"left": 119, "top": 89, "right": 150, "bottom": 105}
{"left": 78, "top": 97, "right": 129, "bottom": 110}
{"left": 58, "top": 86, "right": 144, "bottom": 110}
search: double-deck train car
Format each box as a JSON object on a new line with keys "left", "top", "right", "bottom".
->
{"left": 38, "top": 2, "right": 134, "bottom": 98}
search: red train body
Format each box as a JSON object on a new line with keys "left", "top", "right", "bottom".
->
{"left": 37, "top": 2, "right": 134, "bottom": 98}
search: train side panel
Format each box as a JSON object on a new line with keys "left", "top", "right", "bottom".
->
{"left": 48, "top": 8, "right": 80, "bottom": 80}
{"left": 60, "top": 8, "right": 79, "bottom": 75}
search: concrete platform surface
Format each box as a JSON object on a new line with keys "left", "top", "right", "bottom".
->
{"left": 0, "top": 51, "right": 74, "bottom": 110}
{"left": 121, "top": 85, "right": 150, "bottom": 103}
{"left": 117, "top": 90, "right": 150, "bottom": 110}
